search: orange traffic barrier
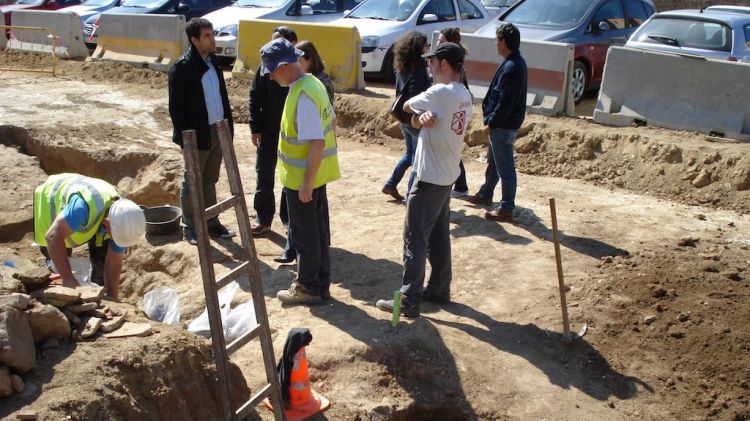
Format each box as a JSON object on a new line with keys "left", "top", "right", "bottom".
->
{"left": 265, "top": 347, "right": 330, "bottom": 421}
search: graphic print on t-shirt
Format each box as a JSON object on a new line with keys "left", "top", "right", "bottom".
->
{"left": 451, "top": 111, "right": 466, "bottom": 135}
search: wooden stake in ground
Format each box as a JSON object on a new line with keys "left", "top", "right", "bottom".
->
{"left": 549, "top": 198, "right": 587, "bottom": 343}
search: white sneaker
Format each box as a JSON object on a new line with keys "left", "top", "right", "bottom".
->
{"left": 451, "top": 190, "right": 469, "bottom": 198}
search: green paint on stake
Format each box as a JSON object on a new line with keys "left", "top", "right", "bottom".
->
{"left": 391, "top": 290, "right": 401, "bottom": 327}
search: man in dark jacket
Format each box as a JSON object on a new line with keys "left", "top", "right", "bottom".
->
{"left": 467, "top": 23, "right": 527, "bottom": 222}
{"left": 168, "top": 17, "right": 235, "bottom": 244}
{"left": 248, "top": 26, "right": 298, "bottom": 239}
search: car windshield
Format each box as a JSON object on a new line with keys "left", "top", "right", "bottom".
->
{"left": 82, "top": 0, "right": 112, "bottom": 6}
{"left": 236, "top": 0, "right": 284, "bottom": 7}
{"left": 348, "top": 0, "right": 415, "bottom": 21}
{"left": 15, "top": 0, "right": 44, "bottom": 5}
{"left": 633, "top": 17, "right": 733, "bottom": 52}
{"left": 482, "top": 0, "right": 514, "bottom": 7}
{"left": 120, "top": 0, "right": 165, "bottom": 7}
{"left": 503, "top": 0, "right": 595, "bottom": 28}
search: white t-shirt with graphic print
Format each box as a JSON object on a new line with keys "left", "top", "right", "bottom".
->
{"left": 406, "top": 81, "right": 473, "bottom": 186}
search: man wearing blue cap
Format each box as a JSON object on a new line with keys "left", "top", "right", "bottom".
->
{"left": 259, "top": 38, "right": 341, "bottom": 305}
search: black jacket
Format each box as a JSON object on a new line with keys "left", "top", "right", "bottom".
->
{"left": 394, "top": 65, "right": 431, "bottom": 125}
{"left": 168, "top": 45, "right": 234, "bottom": 150}
{"left": 248, "top": 64, "right": 288, "bottom": 136}
{"left": 482, "top": 49, "right": 527, "bottom": 130}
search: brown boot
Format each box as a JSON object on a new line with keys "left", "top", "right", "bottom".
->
{"left": 485, "top": 208, "right": 513, "bottom": 222}
{"left": 381, "top": 185, "right": 404, "bottom": 201}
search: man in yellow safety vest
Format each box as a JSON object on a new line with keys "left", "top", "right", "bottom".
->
{"left": 259, "top": 38, "right": 340, "bottom": 305}
{"left": 33, "top": 173, "right": 146, "bottom": 299}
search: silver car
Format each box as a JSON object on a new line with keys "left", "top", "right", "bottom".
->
{"left": 626, "top": 8, "right": 750, "bottom": 62}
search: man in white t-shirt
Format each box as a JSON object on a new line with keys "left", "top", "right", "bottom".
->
{"left": 377, "top": 42, "right": 473, "bottom": 318}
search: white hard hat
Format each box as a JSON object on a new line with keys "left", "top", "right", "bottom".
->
{"left": 108, "top": 199, "right": 146, "bottom": 247}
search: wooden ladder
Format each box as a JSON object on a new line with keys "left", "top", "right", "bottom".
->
{"left": 182, "top": 120, "right": 285, "bottom": 421}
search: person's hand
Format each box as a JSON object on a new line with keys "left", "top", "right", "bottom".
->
{"left": 61, "top": 275, "right": 81, "bottom": 289}
{"left": 419, "top": 111, "right": 437, "bottom": 128}
{"left": 299, "top": 184, "right": 313, "bottom": 203}
{"left": 251, "top": 133, "right": 261, "bottom": 147}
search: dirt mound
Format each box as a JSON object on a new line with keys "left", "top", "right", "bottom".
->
{"left": 573, "top": 234, "right": 750, "bottom": 420}
{"left": 0, "top": 321, "right": 251, "bottom": 420}
{"left": 57, "top": 60, "right": 168, "bottom": 90}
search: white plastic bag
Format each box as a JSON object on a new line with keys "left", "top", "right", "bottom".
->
{"left": 142, "top": 287, "right": 181, "bottom": 326}
{"left": 224, "top": 300, "right": 258, "bottom": 343}
{"left": 52, "top": 257, "right": 94, "bottom": 287}
{"left": 187, "top": 281, "right": 239, "bottom": 337}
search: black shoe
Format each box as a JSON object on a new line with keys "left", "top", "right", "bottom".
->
{"left": 183, "top": 230, "right": 198, "bottom": 246}
{"left": 376, "top": 299, "right": 420, "bottom": 318}
{"left": 273, "top": 255, "right": 295, "bottom": 264}
{"left": 466, "top": 193, "right": 493, "bottom": 206}
{"left": 208, "top": 223, "right": 236, "bottom": 239}
{"left": 422, "top": 289, "right": 450, "bottom": 304}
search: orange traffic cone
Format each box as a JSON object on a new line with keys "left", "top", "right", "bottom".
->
{"left": 264, "top": 347, "right": 330, "bottom": 421}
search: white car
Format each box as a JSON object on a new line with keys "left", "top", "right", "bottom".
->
{"left": 205, "top": 0, "right": 362, "bottom": 62}
{"left": 59, "top": 0, "right": 120, "bottom": 26}
{"left": 334, "top": 0, "right": 493, "bottom": 81}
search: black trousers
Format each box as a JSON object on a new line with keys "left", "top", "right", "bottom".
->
{"left": 254, "top": 131, "right": 288, "bottom": 226}
{"left": 283, "top": 185, "right": 330, "bottom": 295}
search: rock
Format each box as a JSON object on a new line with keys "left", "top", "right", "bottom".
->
{"left": 678, "top": 312, "right": 690, "bottom": 322}
{"left": 78, "top": 285, "right": 104, "bottom": 303}
{"left": 677, "top": 237, "right": 698, "bottom": 247}
{"left": 652, "top": 287, "right": 668, "bottom": 298}
{"left": 103, "top": 322, "right": 152, "bottom": 338}
{"left": 100, "top": 313, "right": 126, "bottom": 333}
{"left": 669, "top": 327, "right": 686, "bottom": 339}
{"left": 0, "top": 307, "right": 35, "bottom": 373}
{"left": 0, "top": 293, "right": 31, "bottom": 310}
{"left": 0, "top": 267, "right": 25, "bottom": 295}
{"left": 84, "top": 307, "right": 109, "bottom": 319}
{"left": 30, "top": 286, "right": 80, "bottom": 306}
{"left": 695, "top": 213, "right": 706, "bottom": 220}
{"left": 692, "top": 169, "right": 712, "bottom": 188}
{"left": 10, "top": 374, "right": 24, "bottom": 393}
{"left": 644, "top": 315, "right": 657, "bottom": 325}
{"left": 79, "top": 317, "right": 102, "bottom": 339}
{"left": 16, "top": 409, "right": 38, "bottom": 420}
{"left": 64, "top": 302, "right": 97, "bottom": 314}
{"left": 12, "top": 267, "right": 50, "bottom": 289}
{"left": 62, "top": 310, "right": 80, "bottom": 325}
{"left": 726, "top": 272, "right": 742, "bottom": 281}
{"left": 26, "top": 303, "right": 71, "bottom": 345}
{"left": 41, "top": 337, "right": 60, "bottom": 350}
{"left": 0, "top": 365, "right": 12, "bottom": 397}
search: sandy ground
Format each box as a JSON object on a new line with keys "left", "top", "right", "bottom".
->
{"left": 0, "top": 62, "right": 749, "bottom": 421}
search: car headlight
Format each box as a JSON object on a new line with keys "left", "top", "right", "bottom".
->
{"left": 361, "top": 35, "right": 379, "bottom": 53}
{"left": 217, "top": 24, "right": 238, "bottom": 37}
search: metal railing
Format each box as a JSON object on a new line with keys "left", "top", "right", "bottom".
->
{"left": 0, "top": 25, "right": 58, "bottom": 76}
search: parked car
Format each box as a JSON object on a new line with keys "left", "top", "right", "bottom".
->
{"left": 480, "top": 0, "right": 515, "bottom": 17}
{"left": 2, "top": 0, "right": 82, "bottom": 27}
{"left": 204, "top": 0, "right": 362, "bottom": 64}
{"left": 59, "top": 0, "right": 121, "bottom": 27}
{"left": 83, "top": 0, "right": 230, "bottom": 48}
{"left": 706, "top": 5, "right": 750, "bottom": 15}
{"left": 475, "top": 0, "right": 655, "bottom": 103}
{"left": 626, "top": 8, "right": 750, "bottom": 62}
{"left": 334, "top": 0, "right": 493, "bottom": 82}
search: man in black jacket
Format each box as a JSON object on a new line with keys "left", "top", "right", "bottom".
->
{"left": 168, "top": 18, "right": 235, "bottom": 244}
{"left": 467, "top": 23, "right": 527, "bottom": 222}
{"left": 248, "top": 26, "right": 298, "bottom": 239}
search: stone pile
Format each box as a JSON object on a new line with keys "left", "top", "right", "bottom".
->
{"left": 0, "top": 264, "right": 128, "bottom": 398}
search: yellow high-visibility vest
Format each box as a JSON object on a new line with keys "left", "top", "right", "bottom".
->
{"left": 33, "top": 173, "right": 120, "bottom": 247}
{"left": 277, "top": 75, "right": 340, "bottom": 190}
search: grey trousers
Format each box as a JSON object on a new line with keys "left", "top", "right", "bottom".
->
{"left": 400, "top": 181, "right": 452, "bottom": 310}
{"left": 181, "top": 125, "right": 222, "bottom": 231}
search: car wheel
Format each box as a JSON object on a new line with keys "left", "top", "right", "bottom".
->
{"left": 382, "top": 49, "right": 395, "bottom": 84}
{"left": 571, "top": 60, "right": 588, "bottom": 104}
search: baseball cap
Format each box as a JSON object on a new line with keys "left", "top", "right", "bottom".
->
{"left": 108, "top": 199, "right": 146, "bottom": 247}
{"left": 422, "top": 42, "right": 464, "bottom": 67}
{"left": 259, "top": 38, "right": 304, "bottom": 75}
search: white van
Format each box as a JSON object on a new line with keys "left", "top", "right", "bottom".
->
{"left": 205, "top": 0, "right": 362, "bottom": 62}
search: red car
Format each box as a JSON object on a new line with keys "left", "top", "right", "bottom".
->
{"left": 2, "top": 0, "right": 82, "bottom": 27}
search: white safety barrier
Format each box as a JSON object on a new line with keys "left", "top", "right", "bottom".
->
{"left": 91, "top": 13, "right": 188, "bottom": 72}
{"left": 8, "top": 10, "right": 89, "bottom": 59}
{"left": 434, "top": 32, "right": 574, "bottom": 116}
{"left": 594, "top": 47, "right": 750, "bottom": 142}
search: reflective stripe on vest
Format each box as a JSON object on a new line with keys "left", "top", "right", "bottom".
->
{"left": 277, "top": 75, "right": 341, "bottom": 190}
{"left": 34, "top": 173, "right": 120, "bottom": 248}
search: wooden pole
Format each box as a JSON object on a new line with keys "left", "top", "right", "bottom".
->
{"left": 549, "top": 198, "right": 571, "bottom": 338}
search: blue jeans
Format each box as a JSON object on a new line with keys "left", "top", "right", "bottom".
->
{"left": 478, "top": 128, "right": 517, "bottom": 211}
{"left": 385, "top": 124, "right": 418, "bottom": 195}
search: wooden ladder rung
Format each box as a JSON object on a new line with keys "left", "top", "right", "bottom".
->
{"left": 205, "top": 195, "right": 238, "bottom": 221}
{"left": 216, "top": 261, "right": 250, "bottom": 291}
{"left": 235, "top": 383, "right": 273, "bottom": 419}
{"left": 227, "top": 323, "right": 262, "bottom": 356}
